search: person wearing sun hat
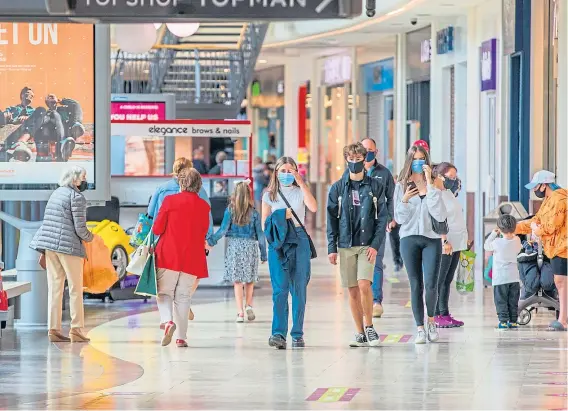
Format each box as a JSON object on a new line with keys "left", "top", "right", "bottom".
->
{"left": 515, "top": 170, "right": 567, "bottom": 331}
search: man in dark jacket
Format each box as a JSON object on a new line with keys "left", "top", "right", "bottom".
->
{"left": 327, "top": 142, "right": 387, "bottom": 348}
{"left": 361, "top": 138, "right": 398, "bottom": 318}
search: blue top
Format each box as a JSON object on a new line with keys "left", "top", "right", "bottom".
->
{"left": 208, "top": 207, "right": 267, "bottom": 261}
{"left": 147, "top": 178, "right": 214, "bottom": 240}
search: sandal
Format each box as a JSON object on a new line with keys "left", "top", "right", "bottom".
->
{"left": 548, "top": 321, "right": 567, "bottom": 332}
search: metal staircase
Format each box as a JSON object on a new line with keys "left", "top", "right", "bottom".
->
{"left": 111, "top": 23, "right": 267, "bottom": 119}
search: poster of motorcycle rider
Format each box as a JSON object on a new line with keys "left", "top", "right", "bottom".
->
{"left": 0, "top": 22, "right": 94, "bottom": 168}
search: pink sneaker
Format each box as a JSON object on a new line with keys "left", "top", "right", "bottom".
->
{"left": 448, "top": 315, "right": 464, "bottom": 327}
{"left": 435, "top": 315, "right": 455, "bottom": 328}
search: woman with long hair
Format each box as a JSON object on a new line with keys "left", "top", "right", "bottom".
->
{"left": 261, "top": 157, "right": 317, "bottom": 349}
{"left": 394, "top": 146, "right": 447, "bottom": 344}
{"left": 208, "top": 181, "right": 267, "bottom": 322}
{"left": 431, "top": 162, "right": 468, "bottom": 328}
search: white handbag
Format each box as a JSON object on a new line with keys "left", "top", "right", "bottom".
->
{"left": 126, "top": 233, "right": 152, "bottom": 276}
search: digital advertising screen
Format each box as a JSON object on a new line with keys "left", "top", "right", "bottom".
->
{"left": 0, "top": 22, "right": 96, "bottom": 191}
{"left": 111, "top": 101, "right": 167, "bottom": 176}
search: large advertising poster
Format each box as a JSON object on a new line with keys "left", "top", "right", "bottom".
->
{"left": 111, "top": 102, "right": 167, "bottom": 176}
{"left": 0, "top": 22, "right": 95, "bottom": 188}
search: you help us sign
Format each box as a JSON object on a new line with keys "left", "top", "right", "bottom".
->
{"left": 63, "top": 0, "right": 362, "bottom": 19}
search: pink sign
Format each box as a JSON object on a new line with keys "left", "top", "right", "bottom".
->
{"left": 110, "top": 102, "right": 166, "bottom": 121}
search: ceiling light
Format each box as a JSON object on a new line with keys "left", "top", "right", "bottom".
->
{"left": 258, "top": 59, "right": 268, "bottom": 64}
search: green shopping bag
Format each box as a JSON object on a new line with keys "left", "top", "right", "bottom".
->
{"left": 456, "top": 250, "right": 476, "bottom": 294}
{"left": 134, "top": 233, "right": 158, "bottom": 297}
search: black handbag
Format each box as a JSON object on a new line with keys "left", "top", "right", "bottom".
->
{"left": 278, "top": 190, "right": 317, "bottom": 260}
{"left": 430, "top": 214, "right": 449, "bottom": 235}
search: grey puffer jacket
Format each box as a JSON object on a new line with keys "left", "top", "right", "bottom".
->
{"left": 30, "top": 186, "right": 94, "bottom": 258}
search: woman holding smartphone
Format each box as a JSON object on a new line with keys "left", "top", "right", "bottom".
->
{"left": 394, "top": 145, "right": 447, "bottom": 344}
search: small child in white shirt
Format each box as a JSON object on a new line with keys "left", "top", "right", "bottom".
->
{"left": 484, "top": 214, "right": 522, "bottom": 329}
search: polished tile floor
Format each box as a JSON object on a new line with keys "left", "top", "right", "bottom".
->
{"left": 1, "top": 235, "right": 566, "bottom": 410}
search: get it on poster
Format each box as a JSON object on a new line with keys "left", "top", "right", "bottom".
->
{"left": 0, "top": 22, "right": 95, "bottom": 187}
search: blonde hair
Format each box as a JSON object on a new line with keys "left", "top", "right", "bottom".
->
{"left": 267, "top": 156, "right": 298, "bottom": 202}
{"left": 397, "top": 145, "right": 431, "bottom": 191}
{"left": 230, "top": 182, "right": 253, "bottom": 226}
{"left": 178, "top": 168, "right": 202, "bottom": 193}
{"left": 173, "top": 157, "right": 193, "bottom": 176}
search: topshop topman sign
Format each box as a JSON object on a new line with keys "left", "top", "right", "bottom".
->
{"left": 54, "top": 0, "right": 362, "bottom": 19}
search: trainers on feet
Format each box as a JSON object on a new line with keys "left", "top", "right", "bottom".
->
{"left": 415, "top": 329, "right": 427, "bottom": 344}
{"left": 365, "top": 326, "right": 380, "bottom": 347}
{"left": 508, "top": 322, "right": 519, "bottom": 329}
{"left": 245, "top": 306, "right": 256, "bottom": 321}
{"left": 236, "top": 313, "right": 244, "bottom": 323}
{"left": 268, "top": 334, "right": 287, "bottom": 350}
{"left": 427, "top": 321, "right": 439, "bottom": 342}
{"left": 372, "top": 303, "right": 384, "bottom": 318}
{"left": 349, "top": 333, "right": 369, "bottom": 347}
{"left": 176, "top": 339, "right": 188, "bottom": 348}
{"left": 161, "top": 321, "right": 176, "bottom": 346}
{"left": 435, "top": 315, "right": 454, "bottom": 328}
{"left": 292, "top": 338, "right": 305, "bottom": 348}
{"left": 448, "top": 315, "right": 464, "bottom": 327}
{"left": 497, "top": 322, "right": 509, "bottom": 330}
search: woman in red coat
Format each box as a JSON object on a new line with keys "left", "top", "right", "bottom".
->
{"left": 152, "top": 168, "right": 210, "bottom": 348}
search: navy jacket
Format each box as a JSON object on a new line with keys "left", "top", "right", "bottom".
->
{"left": 264, "top": 209, "right": 299, "bottom": 272}
{"left": 326, "top": 172, "right": 387, "bottom": 254}
{"left": 367, "top": 160, "right": 395, "bottom": 222}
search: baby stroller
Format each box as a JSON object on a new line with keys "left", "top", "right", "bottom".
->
{"left": 517, "top": 239, "right": 560, "bottom": 325}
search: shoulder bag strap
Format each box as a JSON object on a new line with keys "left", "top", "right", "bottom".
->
{"left": 278, "top": 189, "right": 308, "bottom": 233}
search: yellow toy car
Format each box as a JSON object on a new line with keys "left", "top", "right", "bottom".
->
{"left": 86, "top": 219, "right": 134, "bottom": 281}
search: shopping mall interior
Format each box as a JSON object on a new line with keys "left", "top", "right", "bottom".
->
{"left": 0, "top": 0, "right": 567, "bottom": 409}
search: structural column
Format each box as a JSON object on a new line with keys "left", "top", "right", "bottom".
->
{"left": 557, "top": 0, "right": 568, "bottom": 186}
{"left": 394, "top": 33, "right": 407, "bottom": 174}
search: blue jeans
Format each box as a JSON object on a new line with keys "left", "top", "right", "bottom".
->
{"left": 268, "top": 228, "right": 311, "bottom": 340}
{"left": 371, "top": 239, "right": 386, "bottom": 304}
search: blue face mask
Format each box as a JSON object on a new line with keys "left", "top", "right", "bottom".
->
{"left": 365, "top": 151, "right": 376, "bottom": 163}
{"left": 411, "top": 159, "right": 426, "bottom": 174}
{"left": 278, "top": 172, "right": 295, "bottom": 187}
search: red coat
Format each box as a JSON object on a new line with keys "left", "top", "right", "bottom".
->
{"left": 152, "top": 191, "right": 210, "bottom": 279}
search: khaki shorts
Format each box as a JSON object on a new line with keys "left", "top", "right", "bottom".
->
{"left": 338, "top": 246, "right": 375, "bottom": 288}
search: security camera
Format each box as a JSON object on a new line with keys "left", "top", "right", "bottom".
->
{"left": 410, "top": 18, "right": 418, "bottom": 25}
{"left": 365, "top": 0, "right": 376, "bottom": 17}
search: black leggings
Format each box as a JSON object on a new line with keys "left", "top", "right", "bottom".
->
{"left": 435, "top": 251, "right": 461, "bottom": 316}
{"left": 400, "top": 235, "right": 442, "bottom": 326}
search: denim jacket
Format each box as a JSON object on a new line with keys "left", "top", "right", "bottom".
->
{"left": 208, "top": 208, "right": 267, "bottom": 261}
{"left": 148, "top": 178, "right": 213, "bottom": 240}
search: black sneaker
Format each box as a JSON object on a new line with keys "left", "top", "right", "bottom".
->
{"left": 349, "top": 333, "right": 368, "bottom": 347}
{"left": 292, "top": 337, "right": 305, "bottom": 348}
{"left": 365, "top": 326, "right": 380, "bottom": 347}
{"left": 394, "top": 261, "right": 404, "bottom": 272}
{"left": 268, "top": 334, "right": 287, "bottom": 350}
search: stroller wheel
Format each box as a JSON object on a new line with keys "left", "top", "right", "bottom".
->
{"left": 518, "top": 309, "right": 531, "bottom": 326}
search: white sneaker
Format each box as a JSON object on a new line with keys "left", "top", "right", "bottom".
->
{"left": 427, "top": 321, "right": 439, "bottom": 342}
{"left": 236, "top": 313, "right": 244, "bottom": 323}
{"left": 415, "top": 329, "right": 427, "bottom": 345}
{"left": 245, "top": 305, "right": 256, "bottom": 321}
{"left": 364, "top": 326, "right": 381, "bottom": 347}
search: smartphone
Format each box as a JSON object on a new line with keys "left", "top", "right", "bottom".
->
{"left": 407, "top": 181, "right": 417, "bottom": 191}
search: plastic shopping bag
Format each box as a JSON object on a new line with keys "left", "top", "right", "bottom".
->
{"left": 484, "top": 255, "right": 493, "bottom": 284}
{"left": 83, "top": 235, "right": 119, "bottom": 294}
{"left": 456, "top": 250, "right": 476, "bottom": 294}
{"left": 134, "top": 250, "right": 158, "bottom": 298}
{"left": 130, "top": 213, "right": 153, "bottom": 247}
{"left": 0, "top": 272, "right": 8, "bottom": 312}
{"left": 126, "top": 231, "right": 154, "bottom": 276}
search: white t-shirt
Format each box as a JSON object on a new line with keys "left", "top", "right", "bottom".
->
{"left": 262, "top": 185, "right": 305, "bottom": 226}
{"left": 484, "top": 232, "right": 522, "bottom": 286}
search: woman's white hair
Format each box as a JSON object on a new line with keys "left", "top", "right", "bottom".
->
{"left": 58, "top": 166, "right": 86, "bottom": 187}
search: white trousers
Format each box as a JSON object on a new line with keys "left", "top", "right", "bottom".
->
{"left": 156, "top": 269, "right": 197, "bottom": 340}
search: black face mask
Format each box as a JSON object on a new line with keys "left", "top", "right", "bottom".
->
{"left": 77, "top": 181, "right": 87, "bottom": 192}
{"left": 535, "top": 185, "right": 546, "bottom": 199}
{"left": 444, "top": 178, "right": 459, "bottom": 194}
{"left": 347, "top": 160, "right": 365, "bottom": 174}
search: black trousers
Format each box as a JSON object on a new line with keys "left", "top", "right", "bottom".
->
{"left": 389, "top": 223, "right": 403, "bottom": 265}
{"left": 400, "top": 235, "right": 442, "bottom": 326}
{"left": 435, "top": 251, "right": 461, "bottom": 316}
{"left": 493, "top": 282, "right": 521, "bottom": 323}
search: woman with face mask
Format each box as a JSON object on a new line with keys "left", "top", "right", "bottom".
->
{"left": 31, "top": 166, "right": 94, "bottom": 343}
{"left": 515, "top": 170, "right": 567, "bottom": 331}
{"left": 394, "top": 146, "right": 447, "bottom": 344}
{"left": 431, "top": 162, "right": 468, "bottom": 329}
{"left": 261, "top": 157, "right": 317, "bottom": 349}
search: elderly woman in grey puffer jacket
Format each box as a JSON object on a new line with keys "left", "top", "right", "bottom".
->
{"left": 31, "top": 166, "right": 94, "bottom": 343}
